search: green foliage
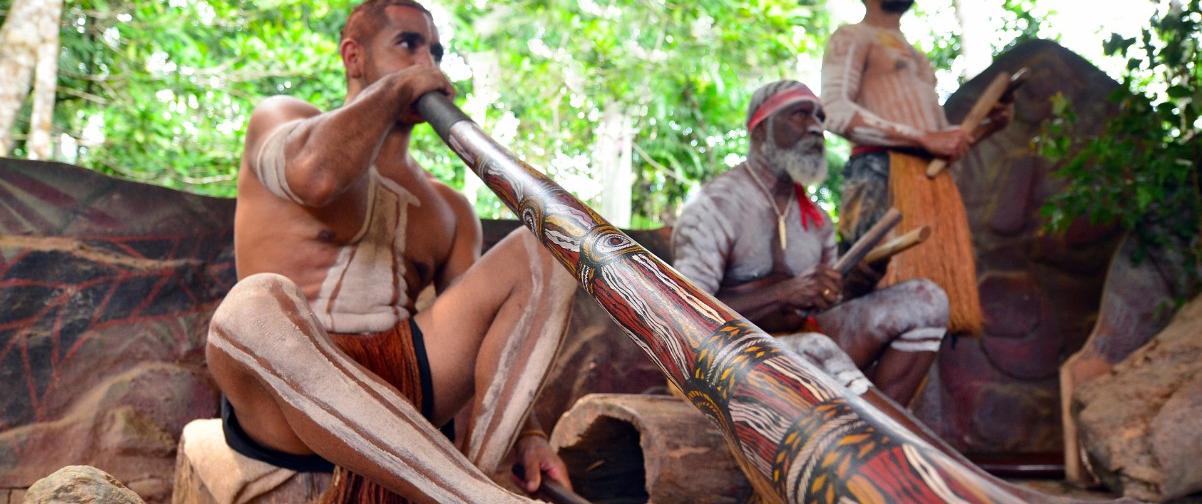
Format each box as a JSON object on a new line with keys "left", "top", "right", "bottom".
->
{"left": 995, "top": 0, "right": 1051, "bottom": 54}
{"left": 1038, "top": 0, "right": 1201, "bottom": 272}
{"left": 909, "top": 3, "right": 961, "bottom": 76}
{"left": 430, "top": 0, "right": 839, "bottom": 224}
{"left": 2, "top": 0, "right": 361, "bottom": 194}
{"left": 1, "top": 0, "right": 975, "bottom": 228}
{"left": 3, "top": 0, "right": 843, "bottom": 223}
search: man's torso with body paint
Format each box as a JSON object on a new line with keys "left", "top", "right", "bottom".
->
{"left": 824, "top": 23, "right": 949, "bottom": 141}
{"left": 235, "top": 150, "right": 460, "bottom": 335}
{"left": 673, "top": 165, "right": 836, "bottom": 294}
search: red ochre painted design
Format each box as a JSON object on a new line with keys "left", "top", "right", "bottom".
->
{"left": 0, "top": 161, "right": 235, "bottom": 431}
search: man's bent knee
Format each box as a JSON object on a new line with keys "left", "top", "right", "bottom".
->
{"left": 208, "top": 273, "right": 316, "bottom": 360}
{"left": 777, "top": 333, "right": 871, "bottom": 395}
{"left": 892, "top": 279, "right": 949, "bottom": 328}
{"left": 502, "top": 227, "right": 574, "bottom": 289}
{"left": 212, "top": 273, "right": 298, "bottom": 333}
{"left": 886, "top": 279, "right": 948, "bottom": 353}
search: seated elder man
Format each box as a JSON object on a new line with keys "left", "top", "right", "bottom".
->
{"left": 205, "top": 1, "right": 576, "bottom": 502}
{"left": 671, "top": 80, "right": 948, "bottom": 406}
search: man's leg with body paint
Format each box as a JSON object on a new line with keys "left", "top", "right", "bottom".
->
{"left": 814, "top": 278, "right": 948, "bottom": 405}
{"left": 206, "top": 273, "right": 530, "bottom": 504}
{"left": 206, "top": 228, "right": 573, "bottom": 502}
{"left": 416, "top": 228, "right": 577, "bottom": 472}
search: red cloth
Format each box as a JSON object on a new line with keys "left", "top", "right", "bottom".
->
{"left": 802, "top": 315, "right": 824, "bottom": 333}
{"left": 850, "top": 145, "right": 890, "bottom": 157}
{"left": 793, "top": 184, "right": 825, "bottom": 231}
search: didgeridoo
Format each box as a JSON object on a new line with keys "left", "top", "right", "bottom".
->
{"left": 415, "top": 93, "right": 1023, "bottom": 503}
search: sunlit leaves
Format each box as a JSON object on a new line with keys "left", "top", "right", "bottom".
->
{"left": 1038, "top": 0, "right": 1201, "bottom": 279}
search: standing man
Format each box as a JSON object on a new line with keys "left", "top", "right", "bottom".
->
{"left": 206, "top": 1, "right": 574, "bottom": 502}
{"left": 671, "top": 80, "right": 949, "bottom": 406}
{"left": 822, "top": 0, "right": 1011, "bottom": 335}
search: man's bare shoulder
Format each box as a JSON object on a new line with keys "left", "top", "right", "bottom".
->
{"left": 679, "top": 167, "right": 752, "bottom": 223}
{"left": 829, "top": 23, "right": 872, "bottom": 44}
{"left": 699, "top": 167, "right": 752, "bottom": 199}
{"left": 245, "top": 96, "right": 322, "bottom": 145}
{"left": 427, "top": 176, "right": 478, "bottom": 224}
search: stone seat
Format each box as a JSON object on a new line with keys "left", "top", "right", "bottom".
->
{"left": 171, "top": 419, "right": 330, "bottom": 504}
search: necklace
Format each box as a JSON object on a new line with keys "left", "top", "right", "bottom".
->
{"left": 745, "top": 162, "right": 794, "bottom": 250}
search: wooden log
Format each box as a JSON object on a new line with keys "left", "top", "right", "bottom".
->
{"left": 863, "top": 225, "right": 931, "bottom": 265}
{"left": 550, "top": 394, "right": 753, "bottom": 504}
{"left": 171, "top": 419, "right": 330, "bottom": 504}
{"left": 416, "top": 93, "right": 1025, "bottom": 503}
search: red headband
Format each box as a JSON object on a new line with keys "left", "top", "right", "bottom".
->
{"left": 746, "top": 85, "right": 820, "bottom": 132}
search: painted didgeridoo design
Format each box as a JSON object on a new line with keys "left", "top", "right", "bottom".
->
{"left": 416, "top": 93, "right": 1021, "bottom": 504}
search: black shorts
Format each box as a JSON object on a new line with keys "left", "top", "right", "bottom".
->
{"left": 220, "top": 318, "right": 455, "bottom": 473}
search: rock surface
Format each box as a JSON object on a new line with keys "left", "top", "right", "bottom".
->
{"left": 1075, "top": 296, "right": 1202, "bottom": 502}
{"left": 911, "top": 39, "right": 1125, "bottom": 455}
{"left": 0, "top": 160, "right": 233, "bottom": 502}
{"left": 23, "top": 465, "right": 144, "bottom": 504}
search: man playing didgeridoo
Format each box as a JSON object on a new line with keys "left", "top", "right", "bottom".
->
{"left": 205, "top": 1, "right": 575, "bottom": 502}
{"left": 822, "top": 0, "right": 1012, "bottom": 336}
{"left": 672, "top": 80, "right": 949, "bottom": 406}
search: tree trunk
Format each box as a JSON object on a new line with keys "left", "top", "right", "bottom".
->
{"left": 26, "top": 0, "right": 64, "bottom": 160}
{"left": 0, "top": 0, "right": 60, "bottom": 157}
{"left": 593, "top": 104, "right": 633, "bottom": 227}
{"left": 954, "top": 0, "right": 992, "bottom": 79}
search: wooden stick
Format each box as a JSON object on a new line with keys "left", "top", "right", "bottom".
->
{"left": 834, "top": 208, "right": 901, "bottom": 275}
{"left": 926, "top": 70, "right": 1020, "bottom": 178}
{"left": 864, "top": 225, "right": 931, "bottom": 265}
{"left": 512, "top": 464, "right": 591, "bottom": 504}
{"left": 415, "top": 92, "right": 1022, "bottom": 504}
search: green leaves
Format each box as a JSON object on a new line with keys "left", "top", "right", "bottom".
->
{"left": 1037, "top": 0, "right": 1201, "bottom": 278}
{"left": 9, "top": 0, "right": 970, "bottom": 227}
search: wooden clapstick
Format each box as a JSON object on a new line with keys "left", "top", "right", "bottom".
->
{"left": 834, "top": 208, "right": 901, "bottom": 275}
{"left": 864, "top": 225, "right": 931, "bottom": 265}
{"left": 926, "top": 68, "right": 1028, "bottom": 178}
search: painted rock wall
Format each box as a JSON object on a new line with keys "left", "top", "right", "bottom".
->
{"left": 0, "top": 160, "right": 235, "bottom": 502}
{"left": 911, "top": 40, "right": 1124, "bottom": 453}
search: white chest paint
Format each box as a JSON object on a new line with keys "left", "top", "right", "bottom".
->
{"left": 311, "top": 168, "right": 421, "bottom": 334}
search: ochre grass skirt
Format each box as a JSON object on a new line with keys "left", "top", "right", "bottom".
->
{"left": 885, "top": 151, "right": 984, "bottom": 335}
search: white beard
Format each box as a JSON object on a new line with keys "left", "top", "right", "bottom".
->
{"left": 762, "top": 134, "right": 828, "bottom": 187}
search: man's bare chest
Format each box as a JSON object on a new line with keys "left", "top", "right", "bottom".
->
{"left": 864, "top": 33, "right": 929, "bottom": 79}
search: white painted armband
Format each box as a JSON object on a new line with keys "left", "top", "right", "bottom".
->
{"left": 254, "top": 122, "right": 305, "bottom": 204}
